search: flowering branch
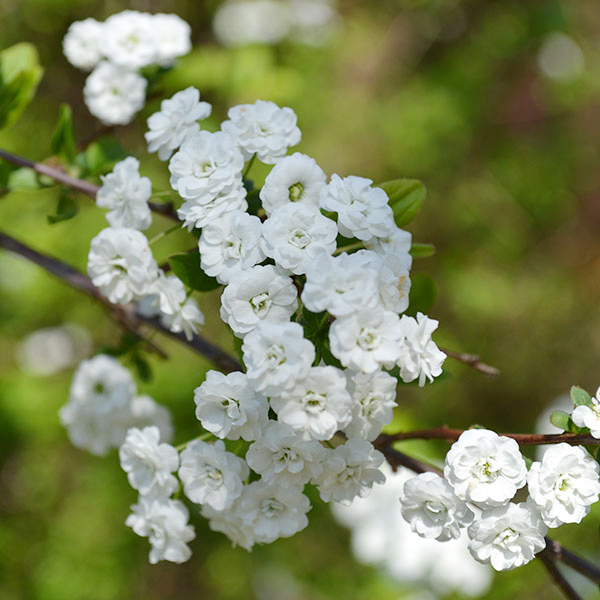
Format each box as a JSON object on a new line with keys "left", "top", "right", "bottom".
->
{"left": 0, "top": 230, "right": 243, "bottom": 373}
{"left": 0, "top": 148, "right": 179, "bottom": 221}
{"left": 375, "top": 426, "right": 600, "bottom": 447}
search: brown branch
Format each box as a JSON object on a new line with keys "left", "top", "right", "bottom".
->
{"left": 538, "top": 547, "right": 582, "bottom": 600}
{"left": 545, "top": 538, "right": 600, "bottom": 585}
{"left": 375, "top": 426, "right": 600, "bottom": 448}
{"left": 440, "top": 346, "right": 500, "bottom": 376}
{"left": 0, "top": 231, "right": 243, "bottom": 374}
{"left": 0, "top": 148, "right": 179, "bottom": 221}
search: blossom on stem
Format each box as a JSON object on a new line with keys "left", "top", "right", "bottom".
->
{"left": 572, "top": 388, "right": 600, "bottom": 438}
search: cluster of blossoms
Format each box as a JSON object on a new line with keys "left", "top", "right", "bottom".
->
{"left": 59, "top": 354, "right": 173, "bottom": 455}
{"left": 400, "top": 427, "right": 600, "bottom": 571}
{"left": 63, "top": 11, "right": 191, "bottom": 125}
{"left": 70, "top": 88, "right": 449, "bottom": 562}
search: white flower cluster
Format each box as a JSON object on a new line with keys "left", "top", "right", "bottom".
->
{"left": 400, "top": 428, "right": 600, "bottom": 571}
{"left": 63, "top": 11, "right": 191, "bottom": 125}
{"left": 59, "top": 354, "right": 173, "bottom": 456}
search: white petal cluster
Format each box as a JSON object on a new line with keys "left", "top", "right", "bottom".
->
{"left": 572, "top": 388, "right": 600, "bottom": 437}
{"left": 83, "top": 61, "right": 147, "bottom": 126}
{"left": 59, "top": 355, "right": 173, "bottom": 455}
{"left": 468, "top": 503, "right": 547, "bottom": 571}
{"left": 271, "top": 366, "right": 352, "bottom": 440}
{"left": 194, "top": 371, "right": 268, "bottom": 441}
{"left": 126, "top": 496, "right": 195, "bottom": 564}
{"left": 261, "top": 203, "right": 338, "bottom": 274}
{"left": 87, "top": 227, "right": 159, "bottom": 304}
{"left": 199, "top": 211, "right": 265, "bottom": 284}
{"left": 221, "top": 100, "right": 301, "bottom": 163}
{"left": 397, "top": 312, "right": 447, "bottom": 386}
{"left": 444, "top": 430, "right": 527, "bottom": 507}
{"left": 96, "top": 157, "right": 152, "bottom": 230}
{"left": 320, "top": 175, "right": 394, "bottom": 241}
{"left": 527, "top": 443, "right": 600, "bottom": 527}
{"left": 401, "top": 472, "right": 474, "bottom": 541}
{"left": 65, "top": 11, "right": 192, "bottom": 124}
{"left": 259, "top": 152, "right": 327, "bottom": 214}
{"left": 316, "top": 438, "right": 385, "bottom": 505}
{"left": 119, "top": 426, "right": 179, "bottom": 496}
{"left": 220, "top": 265, "right": 298, "bottom": 337}
{"left": 179, "top": 440, "right": 249, "bottom": 511}
{"left": 145, "top": 87, "right": 212, "bottom": 161}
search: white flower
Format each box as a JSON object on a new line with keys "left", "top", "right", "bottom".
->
{"left": 261, "top": 203, "right": 337, "bottom": 274}
{"left": 152, "top": 13, "right": 192, "bottom": 66}
{"left": 145, "top": 87, "right": 211, "bottom": 161}
{"left": 201, "top": 500, "right": 256, "bottom": 550}
{"left": 59, "top": 354, "right": 136, "bottom": 455}
{"left": 127, "top": 395, "right": 174, "bottom": 443}
{"left": 239, "top": 481, "right": 311, "bottom": 543}
{"left": 194, "top": 370, "right": 268, "bottom": 441}
{"left": 103, "top": 10, "right": 156, "bottom": 69}
{"left": 151, "top": 274, "right": 205, "bottom": 340}
{"left": 527, "top": 443, "right": 600, "bottom": 527}
{"left": 343, "top": 370, "right": 397, "bottom": 442}
{"left": 62, "top": 18, "right": 104, "bottom": 70}
{"left": 316, "top": 438, "right": 385, "bottom": 505}
{"left": 169, "top": 130, "right": 244, "bottom": 201}
{"left": 444, "top": 429, "right": 527, "bottom": 507}
{"left": 87, "top": 227, "right": 159, "bottom": 304}
{"left": 468, "top": 503, "right": 547, "bottom": 571}
{"left": 259, "top": 152, "right": 327, "bottom": 215}
{"left": 271, "top": 366, "right": 352, "bottom": 441}
{"left": 572, "top": 388, "right": 600, "bottom": 438}
{"left": 397, "top": 312, "right": 446, "bottom": 386}
{"left": 221, "top": 100, "right": 301, "bottom": 164}
{"left": 84, "top": 61, "right": 147, "bottom": 126}
{"left": 242, "top": 321, "right": 315, "bottom": 396}
{"left": 329, "top": 307, "right": 404, "bottom": 373}
{"left": 126, "top": 495, "right": 195, "bottom": 564}
{"left": 320, "top": 175, "right": 394, "bottom": 241}
{"left": 199, "top": 211, "right": 265, "bottom": 284}
{"left": 400, "top": 472, "right": 474, "bottom": 541}
{"left": 246, "top": 421, "right": 326, "bottom": 485}
{"left": 364, "top": 225, "right": 412, "bottom": 264}
{"left": 301, "top": 251, "right": 380, "bottom": 317}
{"left": 96, "top": 157, "right": 152, "bottom": 230}
{"left": 177, "top": 181, "right": 248, "bottom": 230}
{"left": 220, "top": 265, "right": 298, "bottom": 337}
{"left": 119, "top": 426, "right": 179, "bottom": 496}
{"left": 179, "top": 439, "right": 249, "bottom": 511}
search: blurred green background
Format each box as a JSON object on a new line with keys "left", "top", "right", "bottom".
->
{"left": 2, "top": 0, "right": 600, "bottom": 598}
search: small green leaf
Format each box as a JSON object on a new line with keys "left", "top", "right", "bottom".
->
{"left": 0, "top": 43, "right": 43, "bottom": 130}
{"left": 571, "top": 386, "right": 593, "bottom": 408}
{"left": 410, "top": 243, "right": 436, "bottom": 259}
{"left": 550, "top": 410, "right": 577, "bottom": 433}
{"left": 246, "top": 189, "right": 261, "bottom": 216}
{"left": 83, "top": 137, "right": 128, "bottom": 175}
{"left": 169, "top": 252, "right": 221, "bottom": 292}
{"left": 406, "top": 273, "right": 436, "bottom": 316}
{"left": 8, "top": 167, "right": 39, "bottom": 190}
{"left": 377, "top": 178, "right": 425, "bottom": 227}
{"left": 47, "top": 194, "right": 78, "bottom": 224}
{"left": 131, "top": 353, "right": 152, "bottom": 382}
{"left": 50, "top": 104, "right": 76, "bottom": 163}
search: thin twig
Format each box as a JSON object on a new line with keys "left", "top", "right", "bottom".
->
{"left": 538, "top": 547, "right": 582, "bottom": 600}
{"left": 375, "top": 426, "right": 600, "bottom": 448}
{"left": 440, "top": 346, "right": 500, "bottom": 376}
{"left": 0, "top": 148, "right": 179, "bottom": 221}
{"left": 0, "top": 231, "right": 243, "bottom": 373}
{"left": 546, "top": 538, "right": 600, "bottom": 585}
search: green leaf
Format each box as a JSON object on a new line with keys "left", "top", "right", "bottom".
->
{"left": 246, "top": 189, "right": 261, "bottom": 215}
{"left": 50, "top": 104, "right": 75, "bottom": 163}
{"left": 410, "top": 242, "right": 436, "bottom": 259}
{"left": 377, "top": 178, "right": 425, "bottom": 227}
{"left": 47, "top": 194, "right": 78, "bottom": 224}
{"left": 0, "top": 43, "right": 43, "bottom": 130}
{"left": 406, "top": 273, "right": 436, "bottom": 316}
{"left": 550, "top": 410, "right": 578, "bottom": 433}
{"left": 83, "top": 137, "right": 128, "bottom": 176}
{"left": 8, "top": 167, "right": 39, "bottom": 190}
{"left": 131, "top": 353, "right": 153, "bottom": 382}
{"left": 169, "top": 252, "right": 221, "bottom": 292}
{"left": 571, "top": 386, "right": 593, "bottom": 408}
